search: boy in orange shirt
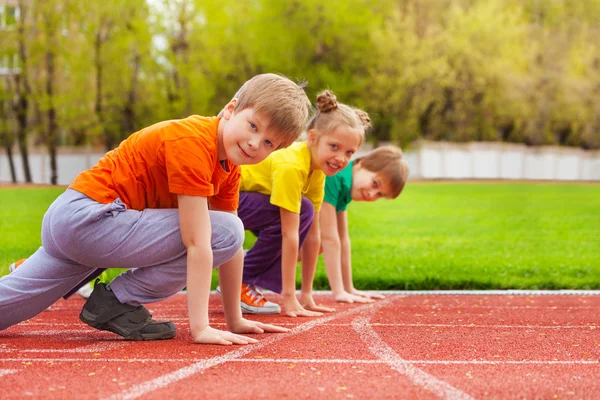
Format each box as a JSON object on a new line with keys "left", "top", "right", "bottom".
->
{"left": 0, "top": 74, "right": 311, "bottom": 345}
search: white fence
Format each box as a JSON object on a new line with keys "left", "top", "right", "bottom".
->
{"left": 1, "top": 141, "right": 599, "bottom": 185}
{"left": 408, "top": 142, "right": 600, "bottom": 181}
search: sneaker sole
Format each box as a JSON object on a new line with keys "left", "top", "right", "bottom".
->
{"left": 79, "top": 309, "right": 176, "bottom": 341}
{"left": 240, "top": 302, "right": 281, "bottom": 315}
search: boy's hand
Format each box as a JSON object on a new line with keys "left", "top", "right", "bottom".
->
{"left": 282, "top": 294, "right": 323, "bottom": 317}
{"left": 350, "top": 288, "right": 385, "bottom": 300}
{"left": 192, "top": 325, "right": 258, "bottom": 346}
{"left": 229, "top": 318, "right": 290, "bottom": 334}
{"left": 300, "top": 292, "right": 335, "bottom": 313}
{"left": 334, "top": 291, "right": 374, "bottom": 304}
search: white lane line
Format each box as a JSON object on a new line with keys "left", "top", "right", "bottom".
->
{"left": 344, "top": 290, "right": 600, "bottom": 296}
{"left": 401, "top": 305, "right": 598, "bottom": 310}
{"left": 353, "top": 311, "right": 474, "bottom": 399}
{"left": 13, "top": 322, "right": 599, "bottom": 330}
{"left": 105, "top": 297, "right": 398, "bottom": 400}
{"left": 367, "top": 323, "right": 599, "bottom": 330}
{"left": 0, "top": 369, "right": 18, "bottom": 377}
{"left": 0, "top": 357, "right": 597, "bottom": 365}
{"left": 19, "top": 343, "right": 125, "bottom": 353}
{"left": 234, "top": 358, "right": 600, "bottom": 365}
{"left": 21, "top": 330, "right": 108, "bottom": 336}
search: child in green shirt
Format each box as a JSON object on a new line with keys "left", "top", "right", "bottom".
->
{"left": 319, "top": 145, "right": 409, "bottom": 303}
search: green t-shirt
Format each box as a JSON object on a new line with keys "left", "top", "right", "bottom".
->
{"left": 323, "top": 160, "right": 354, "bottom": 212}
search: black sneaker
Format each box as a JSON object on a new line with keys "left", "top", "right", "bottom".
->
{"left": 79, "top": 280, "right": 176, "bottom": 341}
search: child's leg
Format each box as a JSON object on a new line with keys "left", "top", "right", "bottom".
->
{"left": 39, "top": 190, "right": 243, "bottom": 305}
{"left": 0, "top": 247, "right": 97, "bottom": 330}
{"left": 0, "top": 188, "right": 244, "bottom": 330}
{"left": 239, "top": 192, "right": 314, "bottom": 293}
{"left": 108, "top": 210, "right": 243, "bottom": 305}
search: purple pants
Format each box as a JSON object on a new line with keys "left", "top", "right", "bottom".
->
{"left": 238, "top": 192, "right": 315, "bottom": 293}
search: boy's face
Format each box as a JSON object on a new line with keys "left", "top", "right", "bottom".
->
{"left": 351, "top": 162, "right": 391, "bottom": 202}
{"left": 220, "top": 102, "right": 284, "bottom": 165}
{"left": 308, "top": 127, "right": 362, "bottom": 176}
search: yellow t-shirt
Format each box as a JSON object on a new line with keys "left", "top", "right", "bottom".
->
{"left": 240, "top": 141, "right": 325, "bottom": 213}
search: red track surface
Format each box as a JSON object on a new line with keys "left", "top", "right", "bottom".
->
{"left": 1, "top": 293, "right": 599, "bottom": 399}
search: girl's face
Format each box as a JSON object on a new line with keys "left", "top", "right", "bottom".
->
{"left": 308, "top": 127, "right": 362, "bottom": 176}
{"left": 350, "top": 162, "right": 391, "bottom": 202}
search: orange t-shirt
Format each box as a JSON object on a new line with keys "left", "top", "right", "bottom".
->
{"left": 70, "top": 116, "right": 240, "bottom": 211}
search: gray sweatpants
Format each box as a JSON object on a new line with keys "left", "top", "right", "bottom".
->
{"left": 0, "top": 189, "right": 244, "bottom": 330}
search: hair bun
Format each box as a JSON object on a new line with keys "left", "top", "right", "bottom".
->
{"left": 316, "top": 90, "right": 338, "bottom": 113}
{"left": 354, "top": 109, "right": 372, "bottom": 131}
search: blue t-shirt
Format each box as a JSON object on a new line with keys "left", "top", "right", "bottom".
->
{"left": 323, "top": 161, "right": 353, "bottom": 212}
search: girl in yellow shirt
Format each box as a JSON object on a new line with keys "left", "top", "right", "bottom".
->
{"left": 233, "top": 90, "right": 370, "bottom": 317}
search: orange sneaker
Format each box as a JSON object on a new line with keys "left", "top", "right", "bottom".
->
{"left": 216, "top": 283, "right": 281, "bottom": 314}
{"left": 8, "top": 259, "right": 26, "bottom": 273}
{"left": 240, "top": 283, "right": 281, "bottom": 314}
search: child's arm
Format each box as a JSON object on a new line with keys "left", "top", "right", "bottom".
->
{"left": 217, "top": 245, "right": 290, "bottom": 335}
{"left": 321, "top": 205, "right": 372, "bottom": 303}
{"left": 179, "top": 195, "right": 257, "bottom": 345}
{"left": 280, "top": 208, "right": 322, "bottom": 317}
{"left": 299, "top": 210, "right": 335, "bottom": 313}
{"left": 337, "top": 211, "right": 384, "bottom": 300}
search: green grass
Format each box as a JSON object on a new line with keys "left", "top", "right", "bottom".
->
{"left": 1, "top": 183, "right": 599, "bottom": 290}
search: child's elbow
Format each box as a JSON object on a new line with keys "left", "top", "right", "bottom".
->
{"left": 321, "top": 235, "right": 341, "bottom": 249}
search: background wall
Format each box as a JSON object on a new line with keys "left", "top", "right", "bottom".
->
{"left": 2, "top": 142, "right": 598, "bottom": 185}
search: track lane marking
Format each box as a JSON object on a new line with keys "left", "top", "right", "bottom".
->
{"left": 13, "top": 322, "right": 599, "bottom": 329}
{"left": 1, "top": 357, "right": 597, "bottom": 365}
{"left": 353, "top": 306, "right": 474, "bottom": 399}
{"left": 18, "top": 343, "right": 125, "bottom": 353}
{"left": 104, "top": 297, "right": 398, "bottom": 400}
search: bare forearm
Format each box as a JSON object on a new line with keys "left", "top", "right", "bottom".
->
{"left": 340, "top": 238, "right": 354, "bottom": 291}
{"left": 281, "top": 235, "right": 299, "bottom": 297}
{"left": 218, "top": 248, "right": 244, "bottom": 328}
{"left": 322, "top": 238, "right": 345, "bottom": 294}
{"left": 300, "top": 225, "right": 320, "bottom": 295}
{"left": 186, "top": 244, "right": 213, "bottom": 333}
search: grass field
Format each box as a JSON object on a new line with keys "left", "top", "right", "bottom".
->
{"left": 1, "top": 182, "right": 599, "bottom": 290}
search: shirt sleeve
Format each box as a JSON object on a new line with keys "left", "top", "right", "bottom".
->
{"left": 270, "top": 163, "right": 305, "bottom": 213}
{"left": 165, "top": 137, "right": 215, "bottom": 197}
{"left": 209, "top": 165, "right": 241, "bottom": 211}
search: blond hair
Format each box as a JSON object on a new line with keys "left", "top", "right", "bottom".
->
{"left": 355, "top": 145, "right": 409, "bottom": 199}
{"left": 233, "top": 73, "right": 311, "bottom": 148}
{"left": 306, "top": 90, "right": 369, "bottom": 145}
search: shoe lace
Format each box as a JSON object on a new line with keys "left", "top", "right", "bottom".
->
{"left": 245, "top": 285, "right": 266, "bottom": 305}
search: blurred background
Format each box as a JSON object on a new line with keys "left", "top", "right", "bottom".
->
{"left": 1, "top": 0, "right": 599, "bottom": 184}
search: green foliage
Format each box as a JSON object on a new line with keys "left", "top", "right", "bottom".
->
{"left": 3, "top": 184, "right": 598, "bottom": 290}
{"left": 1, "top": 0, "right": 599, "bottom": 151}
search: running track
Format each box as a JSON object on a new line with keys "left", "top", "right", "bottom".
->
{"left": 1, "top": 292, "right": 599, "bottom": 399}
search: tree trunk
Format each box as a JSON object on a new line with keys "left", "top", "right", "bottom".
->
{"left": 122, "top": 51, "right": 140, "bottom": 137}
{"left": 0, "top": 100, "right": 17, "bottom": 182}
{"left": 1, "top": 134, "right": 17, "bottom": 183}
{"left": 46, "top": 48, "right": 58, "bottom": 185}
{"left": 14, "top": 0, "right": 32, "bottom": 182}
{"left": 16, "top": 76, "right": 31, "bottom": 182}
{"left": 94, "top": 30, "right": 111, "bottom": 151}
